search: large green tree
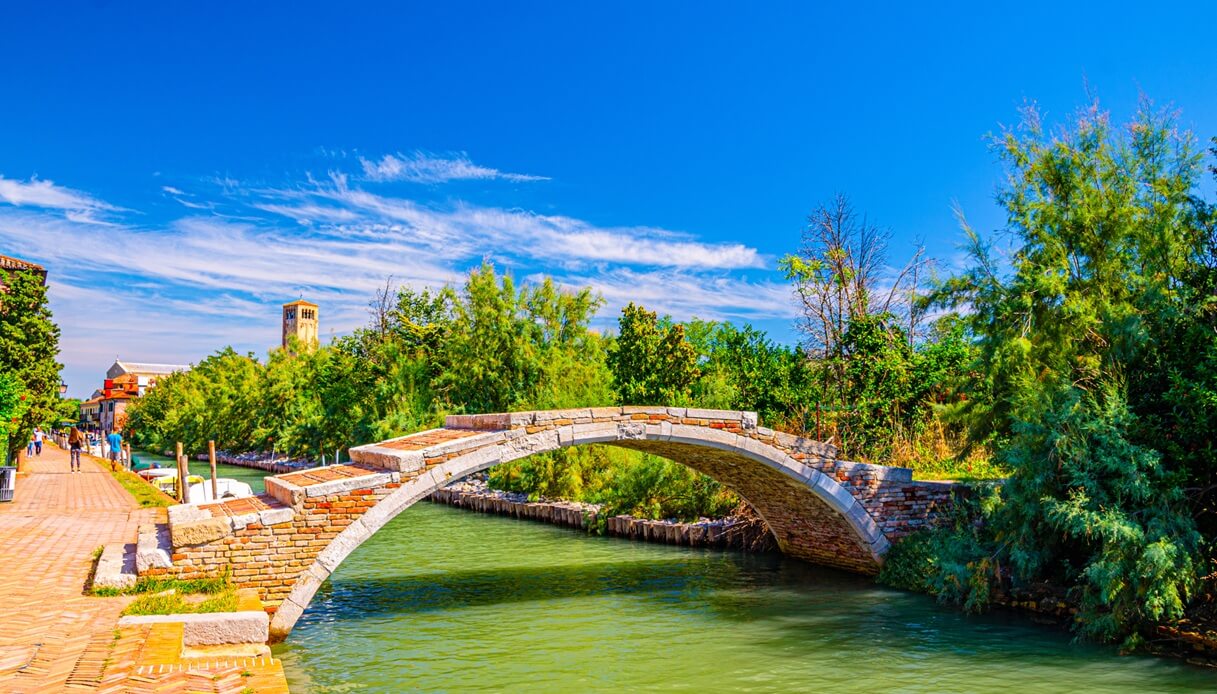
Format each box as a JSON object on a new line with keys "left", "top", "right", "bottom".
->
{"left": 929, "top": 101, "right": 1208, "bottom": 643}
{"left": 0, "top": 269, "right": 62, "bottom": 461}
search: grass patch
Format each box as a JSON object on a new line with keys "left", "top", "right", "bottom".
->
{"left": 104, "top": 570, "right": 240, "bottom": 617}
{"left": 107, "top": 466, "right": 174, "bottom": 508}
{"left": 121, "top": 588, "right": 238, "bottom": 616}
{"left": 92, "top": 571, "right": 230, "bottom": 597}
{"left": 886, "top": 420, "right": 1007, "bottom": 481}
{"left": 83, "top": 545, "right": 105, "bottom": 594}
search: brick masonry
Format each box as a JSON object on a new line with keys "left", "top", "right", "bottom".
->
{"left": 145, "top": 407, "right": 957, "bottom": 641}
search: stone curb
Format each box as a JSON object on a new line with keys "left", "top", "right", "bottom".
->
{"left": 117, "top": 610, "right": 269, "bottom": 646}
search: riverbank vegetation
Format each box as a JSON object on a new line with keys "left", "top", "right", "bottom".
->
{"left": 881, "top": 102, "right": 1217, "bottom": 648}
{"left": 124, "top": 97, "right": 1217, "bottom": 649}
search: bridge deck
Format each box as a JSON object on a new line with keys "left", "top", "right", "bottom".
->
{"left": 275, "top": 463, "right": 385, "bottom": 488}
{"left": 197, "top": 494, "right": 286, "bottom": 519}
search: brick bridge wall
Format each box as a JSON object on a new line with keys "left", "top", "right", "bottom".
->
{"left": 141, "top": 407, "right": 955, "bottom": 640}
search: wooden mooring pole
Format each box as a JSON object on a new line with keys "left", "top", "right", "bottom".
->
{"left": 208, "top": 440, "right": 218, "bottom": 501}
{"left": 175, "top": 441, "right": 186, "bottom": 503}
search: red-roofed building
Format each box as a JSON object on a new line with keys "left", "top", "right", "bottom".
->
{"left": 0, "top": 254, "right": 47, "bottom": 289}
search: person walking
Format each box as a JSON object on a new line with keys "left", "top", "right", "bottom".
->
{"left": 26, "top": 433, "right": 35, "bottom": 458}
{"left": 33, "top": 427, "right": 44, "bottom": 456}
{"left": 68, "top": 426, "right": 84, "bottom": 472}
{"left": 106, "top": 430, "right": 123, "bottom": 471}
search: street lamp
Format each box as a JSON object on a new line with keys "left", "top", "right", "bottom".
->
{"left": 58, "top": 382, "right": 68, "bottom": 396}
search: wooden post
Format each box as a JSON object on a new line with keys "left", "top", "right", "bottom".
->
{"left": 175, "top": 441, "right": 186, "bottom": 503}
{"left": 208, "top": 440, "right": 218, "bottom": 501}
{"left": 815, "top": 403, "right": 822, "bottom": 441}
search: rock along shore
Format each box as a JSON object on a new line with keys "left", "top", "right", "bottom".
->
{"left": 428, "top": 477, "right": 776, "bottom": 552}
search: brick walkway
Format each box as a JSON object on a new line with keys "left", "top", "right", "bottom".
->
{"left": 0, "top": 444, "right": 289, "bottom": 693}
{"left": 0, "top": 445, "right": 147, "bottom": 693}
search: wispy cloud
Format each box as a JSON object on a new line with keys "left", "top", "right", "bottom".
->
{"left": 358, "top": 151, "right": 549, "bottom": 184}
{"left": 269, "top": 175, "right": 767, "bottom": 270}
{"left": 0, "top": 175, "right": 118, "bottom": 213}
{"left": 0, "top": 162, "right": 789, "bottom": 398}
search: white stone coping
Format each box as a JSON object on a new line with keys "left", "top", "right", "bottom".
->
{"left": 832, "top": 460, "right": 914, "bottom": 483}
{"left": 118, "top": 610, "right": 269, "bottom": 646}
{"left": 350, "top": 430, "right": 510, "bottom": 472}
{"left": 166, "top": 500, "right": 297, "bottom": 538}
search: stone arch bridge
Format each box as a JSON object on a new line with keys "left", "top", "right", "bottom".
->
{"left": 138, "top": 408, "right": 954, "bottom": 640}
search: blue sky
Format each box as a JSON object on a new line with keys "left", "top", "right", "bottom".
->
{"left": 1, "top": 2, "right": 1215, "bottom": 398}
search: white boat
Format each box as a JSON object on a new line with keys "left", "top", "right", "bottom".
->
{"left": 188, "top": 478, "right": 254, "bottom": 503}
{"left": 147, "top": 472, "right": 205, "bottom": 495}
{"left": 138, "top": 467, "right": 176, "bottom": 480}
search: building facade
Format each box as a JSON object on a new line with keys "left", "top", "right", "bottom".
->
{"left": 79, "top": 360, "right": 189, "bottom": 432}
{"left": 105, "top": 360, "right": 187, "bottom": 397}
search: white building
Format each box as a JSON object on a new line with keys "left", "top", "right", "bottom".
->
{"left": 105, "top": 360, "right": 189, "bottom": 397}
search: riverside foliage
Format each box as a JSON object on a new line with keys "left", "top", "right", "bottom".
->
{"left": 882, "top": 101, "right": 1217, "bottom": 646}
{"left": 127, "top": 260, "right": 969, "bottom": 522}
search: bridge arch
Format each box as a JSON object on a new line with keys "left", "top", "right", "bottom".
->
{"left": 264, "top": 408, "right": 895, "bottom": 639}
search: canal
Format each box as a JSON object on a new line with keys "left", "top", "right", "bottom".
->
{"left": 130, "top": 449, "right": 270, "bottom": 494}
{"left": 274, "top": 503, "right": 1215, "bottom": 692}
{"left": 137, "top": 452, "right": 1216, "bottom": 691}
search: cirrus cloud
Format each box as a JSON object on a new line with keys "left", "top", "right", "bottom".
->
{"left": 359, "top": 151, "right": 549, "bottom": 184}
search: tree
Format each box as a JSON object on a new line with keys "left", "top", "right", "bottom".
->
{"left": 607, "top": 303, "right": 699, "bottom": 405}
{"left": 684, "top": 319, "right": 813, "bottom": 427}
{"left": 780, "top": 194, "right": 928, "bottom": 359}
{"left": 928, "top": 100, "right": 1206, "bottom": 643}
{"left": 0, "top": 372, "right": 28, "bottom": 464}
{"left": 0, "top": 269, "right": 62, "bottom": 461}
{"left": 437, "top": 262, "right": 605, "bottom": 413}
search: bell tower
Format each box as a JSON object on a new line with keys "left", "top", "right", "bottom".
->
{"left": 282, "top": 300, "right": 319, "bottom": 350}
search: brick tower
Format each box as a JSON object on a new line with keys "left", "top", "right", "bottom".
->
{"left": 282, "top": 300, "right": 319, "bottom": 350}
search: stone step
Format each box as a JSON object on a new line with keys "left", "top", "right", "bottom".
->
{"left": 136, "top": 522, "right": 172, "bottom": 573}
{"left": 93, "top": 542, "right": 137, "bottom": 591}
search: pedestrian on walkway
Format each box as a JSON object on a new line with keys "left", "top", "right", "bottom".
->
{"left": 26, "top": 433, "right": 35, "bottom": 457}
{"left": 68, "top": 426, "right": 84, "bottom": 472}
{"left": 106, "top": 429, "right": 123, "bottom": 471}
{"left": 33, "top": 427, "right": 44, "bottom": 455}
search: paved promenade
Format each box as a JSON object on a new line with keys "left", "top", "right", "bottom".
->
{"left": 0, "top": 445, "right": 148, "bottom": 692}
{"left": 0, "top": 444, "right": 289, "bottom": 693}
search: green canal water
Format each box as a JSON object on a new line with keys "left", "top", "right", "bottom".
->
{"left": 130, "top": 452, "right": 1215, "bottom": 691}
{"left": 271, "top": 502, "right": 1217, "bottom": 693}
